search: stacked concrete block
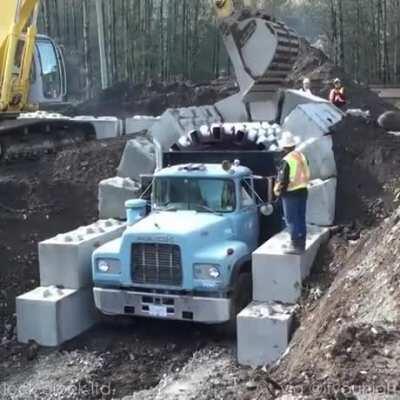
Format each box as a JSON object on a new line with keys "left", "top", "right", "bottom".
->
{"left": 17, "top": 287, "right": 98, "bottom": 347}
{"left": 307, "top": 178, "right": 337, "bottom": 227}
{"left": 237, "top": 302, "right": 296, "bottom": 367}
{"left": 99, "top": 177, "right": 141, "bottom": 220}
{"left": 252, "top": 226, "right": 329, "bottom": 304}
{"left": 73, "top": 116, "right": 122, "bottom": 139}
{"left": 215, "top": 93, "right": 248, "bottom": 122}
{"left": 282, "top": 103, "right": 343, "bottom": 142}
{"left": 39, "top": 219, "right": 126, "bottom": 289}
{"left": 150, "top": 105, "right": 222, "bottom": 150}
{"left": 280, "top": 89, "right": 328, "bottom": 122}
{"left": 125, "top": 115, "right": 160, "bottom": 135}
{"left": 117, "top": 137, "right": 156, "bottom": 181}
{"left": 297, "top": 136, "right": 337, "bottom": 181}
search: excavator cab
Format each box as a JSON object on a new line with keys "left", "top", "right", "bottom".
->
{"left": 0, "top": 0, "right": 66, "bottom": 113}
{"left": 29, "top": 35, "right": 67, "bottom": 106}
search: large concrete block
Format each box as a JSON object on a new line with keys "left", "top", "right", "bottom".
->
{"left": 39, "top": 219, "right": 126, "bottom": 289}
{"left": 252, "top": 226, "right": 329, "bottom": 304}
{"left": 215, "top": 93, "right": 248, "bottom": 122}
{"left": 150, "top": 106, "right": 222, "bottom": 150}
{"left": 297, "top": 135, "right": 336, "bottom": 180}
{"left": 282, "top": 103, "right": 343, "bottom": 142}
{"left": 237, "top": 302, "right": 295, "bottom": 367}
{"left": 17, "top": 286, "right": 98, "bottom": 347}
{"left": 99, "top": 177, "right": 141, "bottom": 220}
{"left": 280, "top": 89, "right": 328, "bottom": 122}
{"left": 307, "top": 178, "right": 337, "bottom": 227}
{"left": 73, "top": 116, "right": 122, "bottom": 139}
{"left": 117, "top": 138, "right": 156, "bottom": 181}
{"left": 125, "top": 115, "right": 160, "bottom": 135}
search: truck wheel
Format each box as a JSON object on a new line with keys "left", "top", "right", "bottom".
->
{"left": 218, "top": 272, "right": 252, "bottom": 338}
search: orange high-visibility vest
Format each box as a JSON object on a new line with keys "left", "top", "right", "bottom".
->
{"left": 283, "top": 151, "right": 310, "bottom": 192}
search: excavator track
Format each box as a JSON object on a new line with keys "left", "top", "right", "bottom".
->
{"left": 0, "top": 117, "right": 96, "bottom": 162}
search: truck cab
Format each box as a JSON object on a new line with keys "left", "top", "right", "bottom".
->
{"left": 92, "top": 161, "right": 266, "bottom": 324}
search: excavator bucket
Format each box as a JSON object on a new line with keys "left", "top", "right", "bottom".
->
{"left": 216, "top": 6, "right": 300, "bottom": 102}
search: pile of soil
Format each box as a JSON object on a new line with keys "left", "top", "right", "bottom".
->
{"left": 267, "top": 207, "right": 400, "bottom": 399}
{"left": 77, "top": 78, "right": 238, "bottom": 118}
{"left": 288, "top": 40, "right": 395, "bottom": 118}
{"left": 333, "top": 116, "right": 400, "bottom": 228}
{"left": 0, "top": 137, "right": 127, "bottom": 333}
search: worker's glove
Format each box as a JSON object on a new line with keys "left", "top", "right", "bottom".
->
{"left": 274, "top": 183, "right": 282, "bottom": 198}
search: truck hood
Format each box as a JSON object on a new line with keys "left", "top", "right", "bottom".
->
{"left": 125, "top": 211, "right": 233, "bottom": 240}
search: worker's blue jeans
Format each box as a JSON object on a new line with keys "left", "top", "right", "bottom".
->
{"left": 282, "top": 190, "right": 308, "bottom": 242}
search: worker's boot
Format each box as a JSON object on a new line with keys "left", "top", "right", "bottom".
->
{"left": 282, "top": 241, "right": 301, "bottom": 255}
{"left": 283, "top": 239, "right": 305, "bottom": 255}
{"left": 295, "top": 239, "right": 306, "bottom": 253}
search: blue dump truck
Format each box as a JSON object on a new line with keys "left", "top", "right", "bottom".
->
{"left": 92, "top": 135, "right": 282, "bottom": 327}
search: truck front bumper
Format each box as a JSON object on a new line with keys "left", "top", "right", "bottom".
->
{"left": 93, "top": 287, "right": 231, "bottom": 323}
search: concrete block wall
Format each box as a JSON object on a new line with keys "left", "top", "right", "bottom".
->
{"left": 39, "top": 219, "right": 126, "bottom": 289}
{"left": 237, "top": 227, "right": 329, "bottom": 367}
{"left": 150, "top": 105, "right": 222, "bottom": 150}
{"left": 17, "top": 219, "right": 126, "bottom": 347}
{"left": 17, "top": 287, "right": 99, "bottom": 347}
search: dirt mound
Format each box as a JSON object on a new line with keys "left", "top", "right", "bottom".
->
{"left": 0, "top": 137, "right": 127, "bottom": 334}
{"left": 268, "top": 208, "right": 400, "bottom": 398}
{"left": 77, "top": 78, "right": 237, "bottom": 118}
{"left": 332, "top": 116, "right": 400, "bottom": 227}
{"left": 289, "top": 40, "right": 395, "bottom": 118}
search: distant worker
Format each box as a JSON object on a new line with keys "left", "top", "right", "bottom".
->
{"left": 274, "top": 131, "right": 310, "bottom": 254}
{"left": 301, "top": 77, "right": 312, "bottom": 95}
{"left": 329, "top": 78, "right": 346, "bottom": 109}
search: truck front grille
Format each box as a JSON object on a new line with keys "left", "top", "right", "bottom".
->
{"left": 132, "top": 243, "right": 183, "bottom": 286}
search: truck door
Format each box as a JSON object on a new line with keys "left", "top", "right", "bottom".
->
{"left": 237, "top": 179, "right": 259, "bottom": 250}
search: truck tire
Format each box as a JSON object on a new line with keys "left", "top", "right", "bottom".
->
{"left": 218, "top": 272, "right": 252, "bottom": 338}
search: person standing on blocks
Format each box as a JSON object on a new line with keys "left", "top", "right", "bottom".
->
{"left": 274, "top": 131, "right": 311, "bottom": 254}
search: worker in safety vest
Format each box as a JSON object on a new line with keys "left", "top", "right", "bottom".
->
{"left": 329, "top": 78, "right": 346, "bottom": 109}
{"left": 274, "top": 131, "right": 310, "bottom": 254}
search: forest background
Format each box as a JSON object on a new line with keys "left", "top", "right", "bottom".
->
{"left": 38, "top": 0, "right": 400, "bottom": 100}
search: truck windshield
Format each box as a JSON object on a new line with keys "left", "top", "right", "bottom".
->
{"left": 153, "top": 178, "right": 236, "bottom": 213}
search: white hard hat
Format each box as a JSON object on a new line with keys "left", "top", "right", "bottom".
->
{"left": 278, "top": 131, "right": 300, "bottom": 149}
{"left": 303, "top": 77, "right": 311, "bottom": 84}
{"left": 334, "top": 77, "right": 341, "bottom": 84}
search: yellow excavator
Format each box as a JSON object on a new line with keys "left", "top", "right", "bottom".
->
{"left": 0, "top": 0, "right": 95, "bottom": 161}
{"left": 0, "top": 0, "right": 67, "bottom": 114}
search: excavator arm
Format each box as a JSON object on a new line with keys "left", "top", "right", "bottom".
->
{"left": 214, "top": 0, "right": 300, "bottom": 121}
{"left": 0, "top": 0, "right": 40, "bottom": 112}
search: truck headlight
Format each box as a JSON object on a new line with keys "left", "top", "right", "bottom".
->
{"left": 194, "top": 264, "right": 221, "bottom": 280}
{"left": 96, "top": 259, "right": 121, "bottom": 274}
